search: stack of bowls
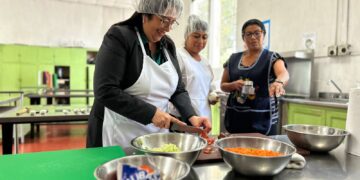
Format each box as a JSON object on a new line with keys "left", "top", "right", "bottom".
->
{"left": 216, "top": 136, "right": 296, "bottom": 176}
{"left": 94, "top": 155, "right": 190, "bottom": 180}
{"left": 131, "top": 133, "right": 207, "bottom": 165}
{"left": 283, "top": 124, "right": 349, "bottom": 152}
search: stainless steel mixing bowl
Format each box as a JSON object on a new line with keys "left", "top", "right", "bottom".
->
{"left": 283, "top": 124, "right": 349, "bottom": 152}
{"left": 216, "top": 136, "right": 296, "bottom": 176}
{"left": 94, "top": 155, "right": 190, "bottom": 180}
{"left": 131, "top": 133, "right": 207, "bottom": 165}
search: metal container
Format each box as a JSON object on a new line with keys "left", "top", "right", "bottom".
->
{"left": 215, "top": 136, "right": 296, "bottom": 176}
{"left": 283, "top": 124, "right": 349, "bottom": 152}
{"left": 131, "top": 133, "right": 207, "bottom": 165}
{"left": 94, "top": 155, "right": 190, "bottom": 180}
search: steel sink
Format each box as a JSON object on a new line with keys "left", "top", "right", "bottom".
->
{"left": 318, "top": 92, "right": 349, "bottom": 103}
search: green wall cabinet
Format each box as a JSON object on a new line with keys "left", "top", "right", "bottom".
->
{"left": 54, "top": 48, "right": 70, "bottom": 65}
{"left": 0, "top": 45, "right": 20, "bottom": 63}
{"left": 19, "top": 46, "right": 38, "bottom": 64}
{"left": 326, "top": 110, "right": 347, "bottom": 129}
{"left": 69, "top": 48, "right": 86, "bottom": 65}
{"left": 288, "top": 103, "right": 347, "bottom": 129}
{"left": 20, "top": 64, "right": 38, "bottom": 88}
{"left": 0, "top": 63, "right": 20, "bottom": 91}
{"left": 70, "top": 65, "right": 86, "bottom": 104}
{"left": 38, "top": 47, "right": 54, "bottom": 64}
{"left": 1, "top": 44, "right": 89, "bottom": 105}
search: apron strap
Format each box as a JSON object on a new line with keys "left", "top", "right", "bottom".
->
{"left": 135, "top": 27, "right": 147, "bottom": 55}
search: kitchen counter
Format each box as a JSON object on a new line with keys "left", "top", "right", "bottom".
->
{"left": 0, "top": 105, "right": 90, "bottom": 154}
{"left": 0, "top": 105, "right": 90, "bottom": 124}
{"left": 0, "top": 136, "right": 359, "bottom": 180}
{"left": 281, "top": 97, "right": 348, "bottom": 109}
{"left": 0, "top": 146, "right": 126, "bottom": 180}
{"left": 192, "top": 136, "right": 360, "bottom": 180}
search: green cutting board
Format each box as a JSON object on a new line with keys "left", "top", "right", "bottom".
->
{"left": 0, "top": 146, "right": 126, "bottom": 180}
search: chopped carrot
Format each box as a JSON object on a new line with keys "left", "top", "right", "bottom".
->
{"left": 139, "top": 164, "right": 154, "bottom": 173}
{"left": 224, "top": 147, "right": 283, "bottom": 157}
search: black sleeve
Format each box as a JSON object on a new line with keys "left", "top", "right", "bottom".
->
{"left": 164, "top": 37, "right": 197, "bottom": 120}
{"left": 94, "top": 26, "right": 156, "bottom": 125}
{"left": 270, "top": 52, "right": 287, "bottom": 82}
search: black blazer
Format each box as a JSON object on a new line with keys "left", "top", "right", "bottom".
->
{"left": 87, "top": 14, "right": 196, "bottom": 147}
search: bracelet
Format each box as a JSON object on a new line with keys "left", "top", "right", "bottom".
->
{"left": 275, "top": 79, "right": 284, "bottom": 85}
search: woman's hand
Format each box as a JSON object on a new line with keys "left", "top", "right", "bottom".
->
{"left": 208, "top": 91, "right": 219, "bottom": 105}
{"left": 152, "top": 108, "right": 186, "bottom": 129}
{"left": 232, "top": 79, "right": 245, "bottom": 91}
{"left": 269, "top": 81, "right": 285, "bottom": 97}
{"left": 188, "top": 116, "right": 212, "bottom": 133}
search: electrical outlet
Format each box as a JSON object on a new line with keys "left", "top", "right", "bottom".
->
{"left": 328, "top": 45, "right": 338, "bottom": 57}
{"left": 338, "top": 44, "right": 351, "bottom": 56}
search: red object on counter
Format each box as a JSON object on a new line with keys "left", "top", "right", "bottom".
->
{"left": 199, "top": 131, "right": 215, "bottom": 145}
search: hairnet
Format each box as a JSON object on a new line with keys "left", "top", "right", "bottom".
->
{"left": 135, "top": 0, "right": 184, "bottom": 18}
{"left": 184, "top": 15, "right": 208, "bottom": 39}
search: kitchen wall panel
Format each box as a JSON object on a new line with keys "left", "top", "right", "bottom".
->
{"left": 236, "top": 0, "right": 360, "bottom": 94}
{"left": 0, "top": 0, "right": 190, "bottom": 49}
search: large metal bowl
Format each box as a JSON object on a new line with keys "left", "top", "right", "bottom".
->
{"left": 216, "top": 136, "right": 296, "bottom": 176}
{"left": 131, "top": 133, "right": 207, "bottom": 165}
{"left": 94, "top": 155, "right": 190, "bottom": 180}
{"left": 283, "top": 124, "right": 349, "bottom": 152}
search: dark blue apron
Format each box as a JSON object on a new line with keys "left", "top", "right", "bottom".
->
{"left": 224, "top": 49, "right": 282, "bottom": 135}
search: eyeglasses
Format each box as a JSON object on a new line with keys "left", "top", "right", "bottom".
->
{"left": 243, "top": 30, "right": 263, "bottom": 39}
{"left": 156, "top": 15, "right": 179, "bottom": 29}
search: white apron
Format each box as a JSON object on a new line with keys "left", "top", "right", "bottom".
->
{"left": 102, "top": 29, "right": 179, "bottom": 148}
{"left": 169, "top": 48, "right": 213, "bottom": 121}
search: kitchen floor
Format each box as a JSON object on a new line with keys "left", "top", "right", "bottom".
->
{"left": 0, "top": 123, "right": 87, "bottom": 154}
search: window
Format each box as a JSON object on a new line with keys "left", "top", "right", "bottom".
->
{"left": 191, "top": 0, "right": 237, "bottom": 68}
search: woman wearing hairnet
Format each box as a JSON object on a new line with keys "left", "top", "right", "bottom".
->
{"left": 86, "top": 0, "right": 211, "bottom": 148}
{"left": 169, "top": 15, "right": 218, "bottom": 131}
{"left": 221, "top": 19, "right": 289, "bottom": 135}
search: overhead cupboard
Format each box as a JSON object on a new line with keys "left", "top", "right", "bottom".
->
{"left": 0, "top": 44, "right": 95, "bottom": 105}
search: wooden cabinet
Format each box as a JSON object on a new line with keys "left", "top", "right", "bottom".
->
{"left": 287, "top": 103, "right": 347, "bottom": 129}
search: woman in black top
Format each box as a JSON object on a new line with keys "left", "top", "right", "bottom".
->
{"left": 87, "top": 0, "right": 211, "bottom": 148}
{"left": 221, "top": 19, "right": 289, "bottom": 135}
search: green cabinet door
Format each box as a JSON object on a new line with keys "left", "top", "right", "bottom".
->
{"left": 38, "top": 64, "right": 54, "bottom": 74}
{"left": 70, "top": 48, "right": 86, "bottom": 65}
{"left": 19, "top": 46, "right": 38, "bottom": 64}
{"left": 20, "top": 64, "right": 38, "bottom": 88}
{"left": 0, "top": 45, "right": 20, "bottom": 63}
{"left": 38, "top": 47, "right": 54, "bottom": 64}
{"left": 288, "top": 104, "right": 326, "bottom": 125}
{"left": 87, "top": 65, "right": 95, "bottom": 90}
{"left": 0, "top": 63, "right": 20, "bottom": 91}
{"left": 54, "top": 48, "right": 70, "bottom": 65}
{"left": 326, "top": 109, "right": 347, "bottom": 129}
{"left": 70, "top": 65, "right": 86, "bottom": 104}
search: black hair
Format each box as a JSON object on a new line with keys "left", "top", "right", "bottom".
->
{"left": 241, "top": 19, "right": 266, "bottom": 39}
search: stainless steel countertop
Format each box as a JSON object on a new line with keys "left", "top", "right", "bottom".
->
{"left": 191, "top": 135, "right": 359, "bottom": 180}
{"left": 281, "top": 97, "right": 348, "bottom": 109}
